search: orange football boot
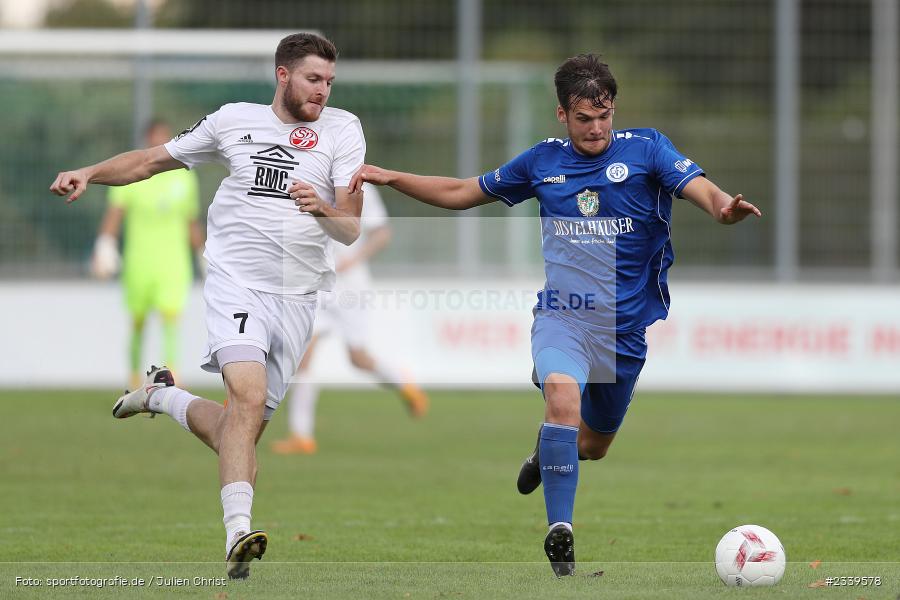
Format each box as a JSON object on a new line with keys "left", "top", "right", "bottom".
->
{"left": 271, "top": 435, "right": 318, "bottom": 455}
{"left": 399, "top": 383, "right": 429, "bottom": 418}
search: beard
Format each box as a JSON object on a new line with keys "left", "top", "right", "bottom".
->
{"left": 283, "top": 81, "right": 323, "bottom": 122}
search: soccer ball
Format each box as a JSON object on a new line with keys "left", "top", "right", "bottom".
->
{"left": 715, "top": 524, "right": 786, "bottom": 586}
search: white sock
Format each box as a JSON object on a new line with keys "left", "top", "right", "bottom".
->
{"left": 549, "top": 521, "right": 573, "bottom": 533}
{"left": 372, "top": 359, "right": 403, "bottom": 390}
{"left": 288, "top": 379, "right": 318, "bottom": 438}
{"left": 148, "top": 386, "right": 196, "bottom": 432}
{"left": 221, "top": 481, "right": 254, "bottom": 552}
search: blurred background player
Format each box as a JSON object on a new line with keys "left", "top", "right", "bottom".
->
{"left": 91, "top": 119, "right": 204, "bottom": 389}
{"left": 272, "top": 183, "right": 428, "bottom": 455}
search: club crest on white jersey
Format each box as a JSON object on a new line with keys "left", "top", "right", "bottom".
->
{"left": 289, "top": 126, "right": 318, "bottom": 149}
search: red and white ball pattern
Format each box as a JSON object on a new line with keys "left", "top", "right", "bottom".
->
{"left": 715, "top": 524, "right": 786, "bottom": 586}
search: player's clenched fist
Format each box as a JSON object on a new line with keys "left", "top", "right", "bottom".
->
{"left": 289, "top": 180, "right": 328, "bottom": 216}
{"left": 50, "top": 169, "right": 91, "bottom": 203}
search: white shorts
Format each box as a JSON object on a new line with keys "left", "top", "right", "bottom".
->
{"left": 201, "top": 265, "right": 317, "bottom": 420}
{"left": 316, "top": 289, "right": 369, "bottom": 348}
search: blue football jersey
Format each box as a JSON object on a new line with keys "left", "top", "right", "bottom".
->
{"left": 478, "top": 128, "right": 704, "bottom": 333}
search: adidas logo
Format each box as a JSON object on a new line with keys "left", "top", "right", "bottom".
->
{"left": 237, "top": 134, "right": 253, "bottom": 143}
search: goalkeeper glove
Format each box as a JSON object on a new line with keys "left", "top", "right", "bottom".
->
{"left": 90, "top": 233, "right": 121, "bottom": 279}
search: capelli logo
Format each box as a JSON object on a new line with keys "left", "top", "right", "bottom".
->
{"left": 542, "top": 464, "right": 575, "bottom": 473}
{"left": 542, "top": 174, "right": 566, "bottom": 184}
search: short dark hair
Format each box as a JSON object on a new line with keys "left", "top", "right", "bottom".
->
{"left": 554, "top": 53, "right": 617, "bottom": 112}
{"left": 275, "top": 32, "right": 338, "bottom": 70}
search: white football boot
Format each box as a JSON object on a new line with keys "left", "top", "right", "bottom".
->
{"left": 112, "top": 365, "right": 175, "bottom": 419}
{"left": 226, "top": 530, "right": 268, "bottom": 580}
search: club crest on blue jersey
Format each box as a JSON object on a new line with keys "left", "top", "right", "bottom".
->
{"left": 576, "top": 189, "right": 600, "bottom": 216}
{"left": 606, "top": 162, "right": 628, "bottom": 182}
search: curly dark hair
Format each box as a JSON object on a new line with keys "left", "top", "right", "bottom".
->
{"left": 554, "top": 53, "right": 617, "bottom": 112}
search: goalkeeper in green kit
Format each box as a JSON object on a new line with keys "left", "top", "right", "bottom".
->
{"left": 91, "top": 119, "right": 205, "bottom": 389}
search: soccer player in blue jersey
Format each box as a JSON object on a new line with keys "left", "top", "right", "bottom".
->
{"left": 349, "top": 53, "right": 761, "bottom": 576}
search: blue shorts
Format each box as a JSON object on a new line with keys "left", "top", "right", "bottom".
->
{"left": 531, "top": 311, "right": 646, "bottom": 434}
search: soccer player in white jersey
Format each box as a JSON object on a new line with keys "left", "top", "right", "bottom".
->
{"left": 272, "top": 183, "right": 428, "bottom": 455}
{"left": 49, "top": 33, "right": 364, "bottom": 579}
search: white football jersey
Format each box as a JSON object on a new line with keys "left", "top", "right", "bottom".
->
{"left": 164, "top": 102, "right": 366, "bottom": 294}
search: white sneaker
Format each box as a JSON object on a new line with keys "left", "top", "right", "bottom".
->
{"left": 112, "top": 365, "right": 174, "bottom": 419}
{"left": 226, "top": 530, "right": 268, "bottom": 580}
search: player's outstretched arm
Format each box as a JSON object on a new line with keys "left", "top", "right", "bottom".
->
{"left": 50, "top": 145, "right": 185, "bottom": 204}
{"left": 681, "top": 176, "right": 762, "bottom": 225}
{"left": 349, "top": 165, "right": 494, "bottom": 211}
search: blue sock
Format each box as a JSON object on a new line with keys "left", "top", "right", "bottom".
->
{"left": 539, "top": 423, "right": 579, "bottom": 526}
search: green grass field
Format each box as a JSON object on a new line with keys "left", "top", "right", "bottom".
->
{"left": 1, "top": 389, "right": 898, "bottom": 599}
